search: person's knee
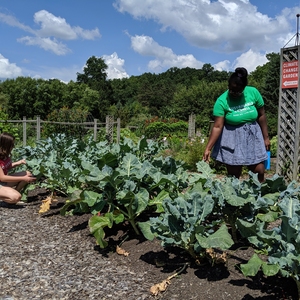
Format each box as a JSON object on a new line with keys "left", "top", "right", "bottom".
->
{"left": 8, "top": 191, "right": 21, "bottom": 204}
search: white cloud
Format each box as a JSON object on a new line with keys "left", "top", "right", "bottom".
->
{"left": 131, "top": 35, "right": 203, "bottom": 72}
{"left": 115, "top": 0, "right": 297, "bottom": 54}
{"left": 34, "top": 10, "right": 100, "bottom": 40}
{"left": 0, "top": 10, "right": 101, "bottom": 55}
{"left": 0, "top": 12, "right": 35, "bottom": 34}
{"left": 103, "top": 52, "right": 129, "bottom": 79}
{"left": 17, "top": 36, "right": 71, "bottom": 55}
{"left": 213, "top": 60, "right": 230, "bottom": 72}
{"left": 232, "top": 49, "right": 268, "bottom": 73}
{"left": 0, "top": 54, "right": 23, "bottom": 79}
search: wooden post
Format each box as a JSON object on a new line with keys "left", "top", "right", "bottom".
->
{"left": 93, "top": 119, "right": 97, "bottom": 141}
{"left": 188, "top": 113, "right": 195, "bottom": 139}
{"left": 23, "top": 116, "right": 27, "bottom": 147}
{"left": 106, "top": 115, "right": 114, "bottom": 143}
{"left": 117, "top": 118, "right": 120, "bottom": 143}
{"left": 36, "top": 116, "right": 41, "bottom": 141}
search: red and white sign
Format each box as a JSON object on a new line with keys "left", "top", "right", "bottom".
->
{"left": 282, "top": 60, "right": 298, "bottom": 89}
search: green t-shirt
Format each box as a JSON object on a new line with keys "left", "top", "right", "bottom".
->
{"left": 213, "top": 86, "right": 264, "bottom": 125}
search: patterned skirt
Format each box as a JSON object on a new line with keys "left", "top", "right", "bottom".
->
{"left": 211, "top": 122, "right": 268, "bottom": 166}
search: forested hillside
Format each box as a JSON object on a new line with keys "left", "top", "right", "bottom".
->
{"left": 0, "top": 52, "right": 280, "bottom": 137}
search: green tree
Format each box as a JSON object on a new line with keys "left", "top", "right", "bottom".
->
{"left": 171, "top": 81, "right": 227, "bottom": 133}
{"left": 36, "top": 79, "right": 68, "bottom": 118}
{"left": 76, "top": 56, "right": 114, "bottom": 120}
{"left": 0, "top": 77, "right": 39, "bottom": 119}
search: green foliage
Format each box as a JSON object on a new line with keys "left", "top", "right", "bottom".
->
{"left": 119, "top": 128, "right": 140, "bottom": 143}
{"left": 239, "top": 181, "right": 300, "bottom": 294}
{"left": 270, "top": 135, "right": 277, "bottom": 157}
{"left": 0, "top": 55, "right": 280, "bottom": 138}
{"left": 17, "top": 132, "right": 300, "bottom": 290}
{"left": 248, "top": 53, "right": 280, "bottom": 139}
{"left": 76, "top": 56, "right": 113, "bottom": 120}
{"left": 0, "top": 109, "right": 19, "bottom": 139}
{"left": 140, "top": 190, "right": 234, "bottom": 260}
{"left": 17, "top": 135, "right": 189, "bottom": 247}
{"left": 140, "top": 161, "right": 286, "bottom": 262}
{"left": 144, "top": 120, "right": 188, "bottom": 139}
{"left": 170, "top": 81, "right": 227, "bottom": 129}
{"left": 165, "top": 136, "right": 207, "bottom": 171}
{"left": 43, "top": 107, "right": 92, "bottom": 139}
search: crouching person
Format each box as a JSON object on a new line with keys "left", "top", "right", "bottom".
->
{"left": 0, "top": 132, "right": 36, "bottom": 204}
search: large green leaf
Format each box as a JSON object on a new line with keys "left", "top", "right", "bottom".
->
{"left": 119, "top": 153, "right": 141, "bottom": 176}
{"left": 89, "top": 212, "right": 124, "bottom": 248}
{"left": 133, "top": 188, "right": 150, "bottom": 215}
{"left": 148, "top": 190, "right": 170, "bottom": 213}
{"left": 240, "top": 253, "right": 263, "bottom": 277}
{"left": 196, "top": 224, "right": 234, "bottom": 250}
{"left": 138, "top": 221, "right": 156, "bottom": 241}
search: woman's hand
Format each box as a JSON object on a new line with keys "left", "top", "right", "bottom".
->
{"left": 203, "top": 149, "right": 211, "bottom": 162}
{"left": 25, "top": 171, "right": 36, "bottom": 183}
{"left": 264, "top": 137, "right": 270, "bottom": 151}
{"left": 14, "top": 159, "right": 26, "bottom": 166}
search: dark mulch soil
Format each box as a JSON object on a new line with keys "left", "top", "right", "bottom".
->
{"left": 29, "top": 185, "right": 298, "bottom": 300}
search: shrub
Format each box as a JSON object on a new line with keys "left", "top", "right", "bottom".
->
{"left": 270, "top": 135, "right": 277, "bottom": 157}
{"left": 0, "top": 109, "right": 19, "bottom": 140}
{"left": 163, "top": 136, "right": 207, "bottom": 171}
{"left": 144, "top": 120, "right": 188, "bottom": 139}
{"left": 43, "top": 107, "right": 92, "bottom": 139}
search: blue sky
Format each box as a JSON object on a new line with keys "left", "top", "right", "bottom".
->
{"left": 0, "top": 0, "right": 300, "bottom": 82}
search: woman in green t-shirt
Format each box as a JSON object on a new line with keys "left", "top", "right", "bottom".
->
{"left": 203, "top": 67, "right": 270, "bottom": 182}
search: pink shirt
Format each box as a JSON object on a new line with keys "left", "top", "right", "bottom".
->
{"left": 0, "top": 157, "right": 12, "bottom": 175}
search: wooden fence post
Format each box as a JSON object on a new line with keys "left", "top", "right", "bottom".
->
{"left": 188, "top": 113, "right": 196, "bottom": 139}
{"left": 117, "top": 118, "right": 120, "bottom": 143}
{"left": 23, "top": 116, "right": 27, "bottom": 146}
{"left": 36, "top": 116, "right": 41, "bottom": 141}
{"left": 106, "top": 115, "right": 114, "bottom": 143}
{"left": 93, "top": 119, "right": 98, "bottom": 141}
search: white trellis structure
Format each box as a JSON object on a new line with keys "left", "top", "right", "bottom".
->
{"left": 276, "top": 45, "right": 300, "bottom": 181}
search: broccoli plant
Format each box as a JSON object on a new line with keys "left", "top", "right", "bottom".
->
{"left": 139, "top": 187, "right": 234, "bottom": 262}
{"left": 239, "top": 181, "right": 300, "bottom": 299}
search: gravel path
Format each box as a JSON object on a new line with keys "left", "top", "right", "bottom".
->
{"left": 0, "top": 200, "right": 151, "bottom": 300}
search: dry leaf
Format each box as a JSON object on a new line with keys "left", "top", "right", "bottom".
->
{"left": 150, "top": 279, "right": 170, "bottom": 296}
{"left": 39, "top": 196, "right": 57, "bottom": 213}
{"left": 116, "top": 245, "right": 129, "bottom": 256}
{"left": 206, "top": 248, "right": 227, "bottom": 264}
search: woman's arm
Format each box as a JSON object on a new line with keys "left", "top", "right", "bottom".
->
{"left": 203, "top": 116, "right": 225, "bottom": 162}
{"left": 0, "top": 167, "right": 35, "bottom": 183}
{"left": 257, "top": 106, "right": 270, "bottom": 150}
{"left": 11, "top": 159, "right": 26, "bottom": 168}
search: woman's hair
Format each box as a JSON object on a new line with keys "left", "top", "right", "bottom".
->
{"left": 228, "top": 67, "right": 248, "bottom": 88}
{"left": 0, "top": 132, "right": 15, "bottom": 159}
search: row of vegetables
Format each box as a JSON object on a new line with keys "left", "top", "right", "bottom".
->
{"left": 15, "top": 134, "right": 300, "bottom": 298}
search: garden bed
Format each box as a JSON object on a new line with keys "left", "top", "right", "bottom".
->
{"left": 0, "top": 184, "right": 298, "bottom": 300}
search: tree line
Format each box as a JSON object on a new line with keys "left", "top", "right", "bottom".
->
{"left": 0, "top": 52, "right": 280, "bottom": 137}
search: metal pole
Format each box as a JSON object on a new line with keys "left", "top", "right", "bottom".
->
{"left": 296, "top": 14, "right": 300, "bottom": 45}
